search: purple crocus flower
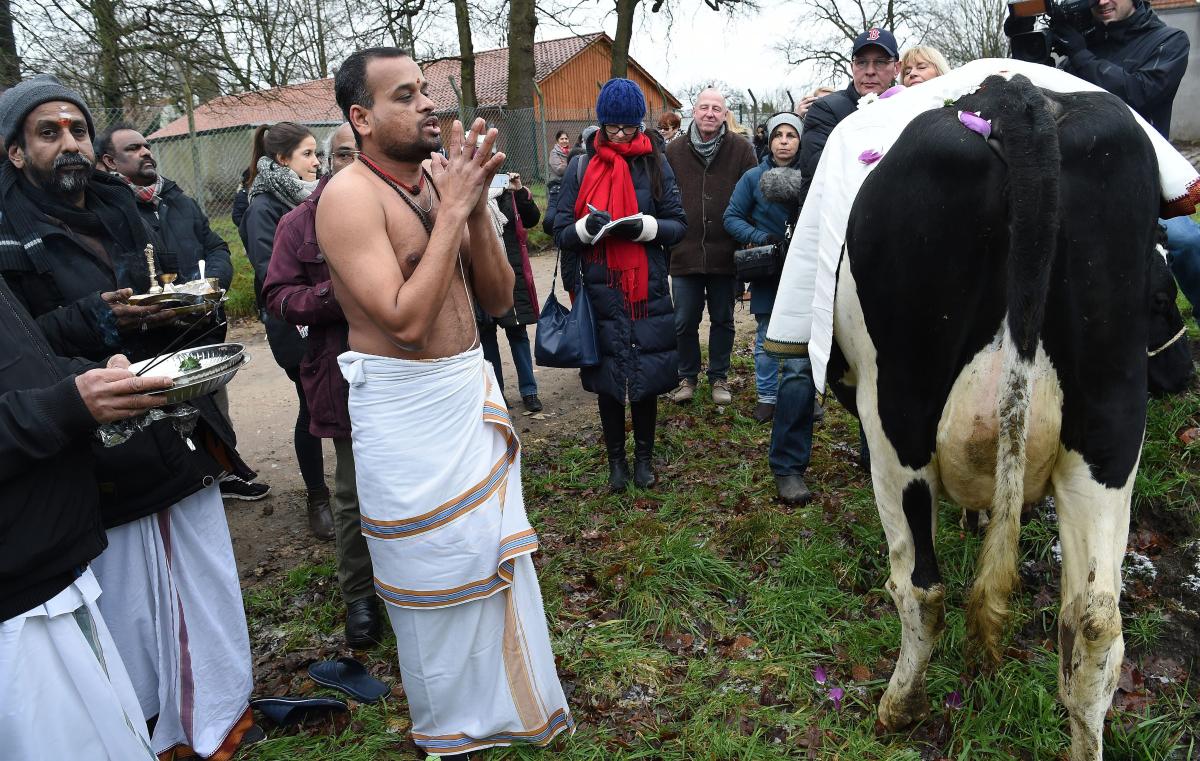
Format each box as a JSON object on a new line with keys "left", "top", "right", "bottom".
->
{"left": 945, "top": 690, "right": 963, "bottom": 709}
{"left": 858, "top": 149, "right": 883, "bottom": 165}
{"left": 829, "top": 686, "right": 845, "bottom": 710}
{"left": 813, "top": 665, "right": 828, "bottom": 685}
{"left": 958, "top": 110, "right": 992, "bottom": 139}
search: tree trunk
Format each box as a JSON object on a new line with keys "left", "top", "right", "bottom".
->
{"left": 506, "top": 0, "right": 536, "bottom": 109}
{"left": 92, "top": 0, "right": 124, "bottom": 117}
{"left": 0, "top": 0, "right": 19, "bottom": 87}
{"left": 506, "top": 0, "right": 537, "bottom": 177}
{"left": 453, "top": 0, "right": 477, "bottom": 110}
{"left": 611, "top": 0, "right": 639, "bottom": 80}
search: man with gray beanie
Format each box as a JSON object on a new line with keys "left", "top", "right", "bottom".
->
{"left": 0, "top": 75, "right": 259, "bottom": 758}
{"left": 665, "top": 87, "right": 757, "bottom": 407}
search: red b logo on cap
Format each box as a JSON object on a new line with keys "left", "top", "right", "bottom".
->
{"left": 867, "top": 28, "right": 881, "bottom": 40}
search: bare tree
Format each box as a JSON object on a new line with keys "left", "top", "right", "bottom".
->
{"left": 452, "top": 0, "right": 477, "bottom": 110}
{"left": 506, "top": 0, "right": 536, "bottom": 110}
{"left": 611, "top": 0, "right": 756, "bottom": 80}
{"left": 923, "top": 0, "right": 1006, "bottom": 65}
{"left": 0, "top": 0, "right": 20, "bottom": 85}
{"left": 775, "top": 0, "right": 928, "bottom": 85}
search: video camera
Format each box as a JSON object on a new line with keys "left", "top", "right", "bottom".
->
{"left": 1005, "top": 0, "right": 1098, "bottom": 63}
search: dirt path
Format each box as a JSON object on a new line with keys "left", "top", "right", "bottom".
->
{"left": 223, "top": 252, "right": 757, "bottom": 584}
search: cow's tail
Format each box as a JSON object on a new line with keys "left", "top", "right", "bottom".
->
{"left": 966, "top": 75, "right": 1060, "bottom": 666}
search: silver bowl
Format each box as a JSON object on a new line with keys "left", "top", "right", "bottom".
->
{"left": 130, "top": 342, "right": 246, "bottom": 383}
{"left": 147, "top": 354, "right": 251, "bottom": 404}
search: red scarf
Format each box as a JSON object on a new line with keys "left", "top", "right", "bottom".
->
{"left": 573, "top": 132, "right": 653, "bottom": 317}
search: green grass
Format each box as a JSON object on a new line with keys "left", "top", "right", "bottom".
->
{"left": 212, "top": 217, "right": 258, "bottom": 320}
{"left": 237, "top": 339, "right": 1200, "bottom": 760}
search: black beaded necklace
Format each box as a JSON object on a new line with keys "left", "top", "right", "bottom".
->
{"left": 358, "top": 153, "right": 440, "bottom": 234}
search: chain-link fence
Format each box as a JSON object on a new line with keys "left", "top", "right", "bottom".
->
{"left": 91, "top": 103, "right": 681, "bottom": 224}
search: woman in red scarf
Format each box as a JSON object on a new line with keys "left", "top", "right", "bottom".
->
{"left": 551, "top": 78, "right": 687, "bottom": 492}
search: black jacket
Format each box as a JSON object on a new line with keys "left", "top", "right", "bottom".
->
{"left": 0, "top": 165, "right": 224, "bottom": 528}
{"left": 241, "top": 191, "right": 308, "bottom": 370}
{"left": 0, "top": 274, "right": 107, "bottom": 621}
{"left": 136, "top": 179, "right": 234, "bottom": 289}
{"left": 231, "top": 187, "right": 249, "bottom": 227}
{"left": 497, "top": 187, "right": 541, "bottom": 326}
{"left": 552, "top": 133, "right": 687, "bottom": 401}
{"left": 1059, "top": 1, "right": 1189, "bottom": 137}
{"left": 797, "top": 82, "right": 861, "bottom": 209}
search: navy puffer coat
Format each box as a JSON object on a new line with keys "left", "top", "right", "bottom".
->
{"left": 552, "top": 132, "right": 687, "bottom": 402}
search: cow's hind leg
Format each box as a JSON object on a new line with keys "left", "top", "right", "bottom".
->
{"left": 867, "top": 416, "right": 946, "bottom": 728}
{"left": 1053, "top": 449, "right": 1130, "bottom": 761}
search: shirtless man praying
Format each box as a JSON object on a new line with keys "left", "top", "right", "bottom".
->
{"left": 317, "top": 47, "right": 573, "bottom": 758}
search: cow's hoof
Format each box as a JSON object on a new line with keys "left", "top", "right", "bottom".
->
{"left": 878, "top": 688, "right": 930, "bottom": 730}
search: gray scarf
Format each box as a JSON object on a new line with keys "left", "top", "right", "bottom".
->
{"left": 688, "top": 121, "right": 727, "bottom": 166}
{"left": 248, "top": 155, "right": 317, "bottom": 209}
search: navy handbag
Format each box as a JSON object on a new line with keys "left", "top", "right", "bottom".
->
{"left": 534, "top": 253, "right": 599, "bottom": 368}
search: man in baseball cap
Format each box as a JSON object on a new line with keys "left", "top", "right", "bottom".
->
{"left": 755, "top": 28, "right": 901, "bottom": 494}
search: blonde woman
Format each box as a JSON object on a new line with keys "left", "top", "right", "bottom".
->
{"left": 900, "top": 46, "right": 951, "bottom": 87}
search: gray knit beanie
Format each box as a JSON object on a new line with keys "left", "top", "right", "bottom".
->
{"left": 0, "top": 74, "right": 95, "bottom": 148}
{"left": 766, "top": 112, "right": 804, "bottom": 141}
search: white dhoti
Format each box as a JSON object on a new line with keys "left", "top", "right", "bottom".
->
{"left": 340, "top": 346, "right": 573, "bottom": 755}
{"left": 0, "top": 568, "right": 156, "bottom": 761}
{"left": 89, "top": 483, "right": 254, "bottom": 759}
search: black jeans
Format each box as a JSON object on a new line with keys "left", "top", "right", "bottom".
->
{"left": 672, "top": 273, "right": 737, "bottom": 382}
{"left": 285, "top": 367, "right": 327, "bottom": 493}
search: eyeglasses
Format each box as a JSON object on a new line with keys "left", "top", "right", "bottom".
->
{"left": 603, "top": 124, "right": 640, "bottom": 136}
{"left": 852, "top": 57, "right": 896, "bottom": 70}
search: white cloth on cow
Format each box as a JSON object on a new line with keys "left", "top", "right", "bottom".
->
{"left": 765, "top": 58, "right": 1200, "bottom": 392}
{"left": 0, "top": 568, "right": 156, "bottom": 761}
{"left": 89, "top": 484, "right": 254, "bottom": 759}
{"left": 339, "top": 345, "right": 573, "bottom": 755}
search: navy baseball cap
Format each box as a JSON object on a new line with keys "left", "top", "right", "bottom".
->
{"left": 852, "top": 28, "right": 899, "bottom": 59}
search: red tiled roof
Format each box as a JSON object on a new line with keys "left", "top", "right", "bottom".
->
{"left": 150, "top": 33, "right": 611, "bottom": 140}
{"left": 1151, "top": 0, "right": 1198, "bottom": 9}
{"left": 150, "top": 79, "right": 341, "bottom": 139}
{"left": 422, "top": 33, "right": 606, "bottom": 108}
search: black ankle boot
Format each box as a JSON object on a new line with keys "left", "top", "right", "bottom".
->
{"left": 598, "top": 394, "right": 629, "bottom": 493}
{"left": 633, "top": 449, "right": 656, "bottom": 488}
{"left": 609, "top": 453, "right": 630, "bottom": 492}
{"left": 631, "top": 397, "right": 658, "bottom": 489}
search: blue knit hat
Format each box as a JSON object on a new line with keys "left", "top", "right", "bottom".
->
{"left": 595, "top": 78, "right": 646, "bottom": 126}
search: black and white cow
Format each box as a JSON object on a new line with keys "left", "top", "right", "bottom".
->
{"left": 827, "top": 74, "right": 1194, "bottom": 761}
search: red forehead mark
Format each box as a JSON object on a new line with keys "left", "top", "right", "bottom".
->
{"left": 57, "top": 117, "right": 73, "bottom": 129}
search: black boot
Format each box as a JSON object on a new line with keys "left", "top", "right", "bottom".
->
{"left": 598, "top": 394, "right": 629, "bottom": 493}
{"left": 631, "top": 397, "right": 657, "bottom": 489}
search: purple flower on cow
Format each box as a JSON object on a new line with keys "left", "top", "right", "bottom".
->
{"left": 958, "top": 110, "right": 992, "bottom": 139}
{"left": 829, "top": 686, "right": 845, "bottom": 710}
{"left": 813, "top": 665, "right": 828, "bottom": 685}
{"left": 858, "top": 149, "right": 883, "bottom": 165}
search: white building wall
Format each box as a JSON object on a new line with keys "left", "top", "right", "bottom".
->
{"left": 1160, "top": 7, "right": 1200, "bottom": 141}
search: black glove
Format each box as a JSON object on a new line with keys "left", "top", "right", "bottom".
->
{"left": 1050, "top": 22, "right": 1087, "bottom": 57}
{"left": 608, "top": 217, "right": 644, "bottom": 240}
{"left": 583, "top": 210, "right": 611, "bottom": 237}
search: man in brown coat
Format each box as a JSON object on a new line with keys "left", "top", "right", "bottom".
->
{"left": 665, "top": 88, "right": 757, "bottom": 405}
